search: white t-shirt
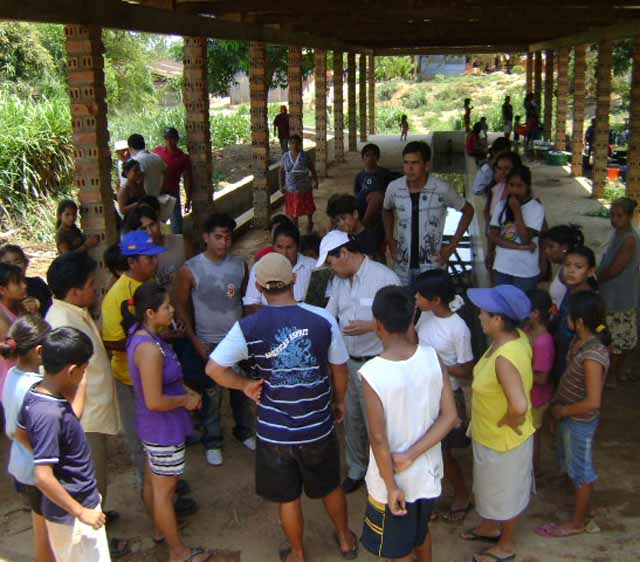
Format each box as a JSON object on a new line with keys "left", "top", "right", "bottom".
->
{"left": 471, "top": 163, "right": 494, "bottom": 195}
{"left": 491, "top": 198, "right": 545, "bottom": 278}
{"left": 549, "top": 267, "right": 567, "bottom": 307}
{"left": 132, "top": 150, "right": 166, "bottom": 196}
{"left": 415, "top": 311, "right": 473, "bottom": 391}
{"left": 243, "top": 254, "right": 315, "bottom": 306}
{"left": 359, "top": 345, "right": 444, "bottom": 504}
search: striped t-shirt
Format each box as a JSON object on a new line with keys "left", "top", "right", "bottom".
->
{"left": 210, "top": 303, "right": 349, "bottom": 445}
{"left": 554, "top": 337, "right": 609, "bottom": 422}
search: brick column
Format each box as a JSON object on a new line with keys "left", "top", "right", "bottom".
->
{"left": 555, "top": 48, "right": 569, "bottom": 150}
{"left": 347, "top": 52, "right": 357, "bottom": 151}
{"left": 526, "top": 52, "right": 533, "bottom": 93}
{"left": 288, "top": 46, "right": 303, "bottom": 137}
{"left": 333, "top": 51, "right": 345, "bottom": 163}
{"left": 534, "top": 51, "right": 543, "bottom": 111}
{"left": 314, "top": 49, "right": 328, "bottom": 177}
{"left": 593, "top": 40, "right": 613, "bottom": 199}
{"left": 183, "top": 37, "right": 215, "bottom": 242}
{"left": 359, "top": 53, "right": 367, "bottom": 142}
{"left": 249, "top": 41, "right": 270, "bottom": 228}
{"left": 543, "top": 49, "right": 554, "bottom": 141}
{"left": 368, "top": 54, "right": 375, "bottom": 135}
{"left": 627, "top": 36, "right": 640, "bottom": 223}
{"left": 571, "top": 45, "right": 587, "bottom": 176}
{"left": 64, "top": 25, "right": 117, "bottom": 303}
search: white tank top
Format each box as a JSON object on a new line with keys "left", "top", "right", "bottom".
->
{"left": 359, "top": 345, "right": 444, "bottom": 503}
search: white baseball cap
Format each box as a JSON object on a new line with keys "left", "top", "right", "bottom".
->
{"left": 114, "top": 140, "right": 128, "bottom": 151}
{"left": 316, "top": 230, "right": 351, "bottom": 268}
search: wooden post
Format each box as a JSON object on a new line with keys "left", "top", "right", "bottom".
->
{"left": 347, "top": 52, "right": 357, "bottom": 151}
{"left": 593, "top": 40, "right": 613, "bottom": 199}
{"left": 526, "top": 52, "right": 533, "bottom": 93}
{"left": 555, "top": 48, "right": 569, "bottom": 150}
{"left": 333, "top": 50, "right": 345, "bottom": 163}
{"left": 571, "top": 45, "right": 587, "bottom": 176}
{"left": 288, "top": 46, "right": 303, "bottom": 137}
{"left": 627, "top": 35, "right": 640, "bottom": 224}
{"left": 359, "top": 53, "right": 367, "bottom": 142}
{"left": 368, "top": 54, "right": 375, "bottom": 135}
{"left": 534, "top": 51, "right": 543, "bottom": 111}
{"left": 314, "top": 49, "right": 328, "bottom": 177}
{"left": 183, "top": 37, "right": 215, "bottom": 242}
{"left": 543, "top": 49, "right": 554, "bottom": 141}
{"left": 64, "top": 25, "right": 117, "bottom": 304}
{"left": 249, "top": 41, "right": 270, "bottom": 228}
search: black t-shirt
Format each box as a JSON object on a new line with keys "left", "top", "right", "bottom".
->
{"left": 410, "top": 192, "right": 420, "bottom": 269}
{"left": 354, "top": 167, "right": 394, "bottom": 220}
{"left": 354, "top": 228, "right": 379, "bottom": 259}
{"left": 273, "top": 113, "right": 290, "bottom": 139}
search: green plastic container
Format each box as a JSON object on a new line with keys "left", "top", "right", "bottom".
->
{"left": 545, "top": 151, "right": 570, "bottom": 166}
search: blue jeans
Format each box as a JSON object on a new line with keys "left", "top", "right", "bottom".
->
{"left": 557, "top": 417, "right": 599, "bottom": 487}
{"left": 173, "top": 338, "right": 254, "bottom": 450}
{"left": 171, "top": 193, "right": 183, "bottom": 234}
{"left": 493, "top": 271, "right": 539, "bottom": 293}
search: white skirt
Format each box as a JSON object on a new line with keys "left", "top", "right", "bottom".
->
{"left": 472, "top": 436, "right": 534, "bottom": 521}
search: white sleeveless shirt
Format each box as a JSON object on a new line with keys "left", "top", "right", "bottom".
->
{"left": 359, "top": 345, "right": 444, "bottom": 504}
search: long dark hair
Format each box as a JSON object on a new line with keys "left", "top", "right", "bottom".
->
{"left": 568, "top": 291, "right": 610, "bottom": 346}
{"left": 0, "top": 315, "right": 50, "bottom": 359}
{"left": 499, "top": 165, "right": 533, "bottom": 226}
{"left": 121, "top": 281, "right": 167, "bottom": 334}
{"left": 542, "top": 224, "right": 584, "bottom": 251}
{"left": 56, "top": 199, "right": 79, "bottom": 230}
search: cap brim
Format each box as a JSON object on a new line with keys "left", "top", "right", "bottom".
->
{"left": 142, "top": 245, "right": 167, "bottom": 256}
{"left": 315, "top": 251, "right": 329, "bottom": 269}
{"left": 467, "top": 288, "right": 501, "bottom": 315}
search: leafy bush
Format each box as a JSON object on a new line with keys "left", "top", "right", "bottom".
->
{"left": 375, "top": 57, "right": 414, "bottom": 81}
{"left": 377, "top": 80, "right": 403, "bottom": 102}
{"left": 511, "top": 65, "right": 525, "bottom": 74}
{"left": 604, "top": 179, "right": 626, "bottom": 203}
{"left": 376, "top": 107, "right": 405, "bottom": 133}
{"left": 401, "top": 86, "right": 429, "bottom": 110}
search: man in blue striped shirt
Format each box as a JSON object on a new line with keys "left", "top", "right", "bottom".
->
{"left": 207, "top": 253, "right": 358, "bottom": 562}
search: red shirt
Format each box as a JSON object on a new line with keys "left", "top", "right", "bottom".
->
{"left": 152, "top": 146, "right": 191, "bottom": 197}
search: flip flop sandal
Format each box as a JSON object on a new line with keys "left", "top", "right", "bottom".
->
{"left": 461, "top": 529, "right": 502, "bottom": 543}
{"left": 442, "top": 503, "right": 473, "bottom": 522}
{"left": 534, "top": 523, "right": 585, "bottom": 538}
{"left": 182, "top": 547, "right": 213, "bottom": 562}
{"left": 472, "top": 549, "right": 516, "bottom": 562}
{"left": 333, "top": 531, "right": 359, "bottom": 560}
{"left": 278, "top": 544, "right": 292, "bottom": 562}
{"left": 109, "top": 538, "right": 130, "bottom": 559}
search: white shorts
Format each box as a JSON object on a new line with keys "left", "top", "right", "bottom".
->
{"left": 46, "top": 505, "right": 111, "bottom": 562}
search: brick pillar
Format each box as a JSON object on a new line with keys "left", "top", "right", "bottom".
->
{"left": 627, "top": 36, "right": 640, "bottom": 223}
{"left": 347, "top": 52, "right": 357, "bottom": 151}
{"left": 314, "top": 49, "right": 328, "bottom": 177}
{"left": 543, "top": 49, "right": 554, "bottom": 141}
{"left": 183, "top": 37, "right": 215, "bottom": 242}
{"left": 288, "top": 46, "right": 303, "bottom": 137}
{"left": 571, "top": 45, "right": 587, "bottom": 176}
{"left": 555, "top": 48, "right": 569, "bottom": 150}
{"left": 333, "top": 51, "right": 345, "bottom": 163}
{"left": 359, "top": 53, "right": 367, "bottom": 142}
{"left": 368, "top": 54, "right": 375, "bottom": 135}
{"left": 593, "top": 40, "right": 613, "bottom": 199}
{"left": 534, "top": 51, "right": 543, "bottom": 111}
{"left": 64, "top": 25, "right": 117, "bottom": 304}
{"left": 249, "top": 41, "right": 270, "bottom": 228}
{"left": 526, "top": 52, "right": 533, "bottom": 93}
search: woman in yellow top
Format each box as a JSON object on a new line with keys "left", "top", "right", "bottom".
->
{"left": 462, "top": 285, "right": 535, "bottom": 562}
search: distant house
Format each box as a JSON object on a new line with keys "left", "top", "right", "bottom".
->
{"left": 229, "top": 72, "right": 315, "bottom": 105}
{"left": 417, "top": 55, "right": 466, "bottom": 79}
{"left": 149, "top": 59, "right": 183, "bottom": 107}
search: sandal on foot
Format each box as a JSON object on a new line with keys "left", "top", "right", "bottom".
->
{"left": 461, "top": 529, "right": 501, "bottom": 543}
{"left": 333, "top": 531, "right": 359, "bottom": 560}
{"left": 534, "top": 523, "right": 585, "bottom": 538}
{"left": 278, "top": 544, "right": 292, "bottom": 562}
{"left": 109, "top": 538, "right": 130, "bottom": 558}
{"left": 472, "top": 549, "right": 516, "bottom": 562}
{"left": 182, "top": 547, "right": 212, "bottom": 562}
{"left": 443, "top": 502, "right": 472, "bottom": 522}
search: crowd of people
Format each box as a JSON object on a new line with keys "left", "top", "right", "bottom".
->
{"left": 0, "top": 120, "right": 638, "bottom": 562}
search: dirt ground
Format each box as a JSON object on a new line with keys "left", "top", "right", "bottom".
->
{"left": 1, "top": 136, "right": 639, "bottom": 562}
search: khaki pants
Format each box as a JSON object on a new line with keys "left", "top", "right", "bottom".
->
{"left": 345, "top": 358, "right": 370, "bottom": 480}
{"left": 85, "top": 433, "right": 108, "bottom": 504}
{"left": 46, "top": 505, "right": 111, "bottom": 562}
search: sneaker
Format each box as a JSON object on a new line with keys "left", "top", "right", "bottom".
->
{"left": 206, "top": 448, "right": 223, "bottom": 466}
{"left": 241, "top": 436, "right": 256, "bottom": 451}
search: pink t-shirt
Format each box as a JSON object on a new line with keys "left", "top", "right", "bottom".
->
{"left": 530, "top": 332, "right": 555, "bottom": 407}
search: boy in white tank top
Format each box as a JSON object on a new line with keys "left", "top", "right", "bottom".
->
{"left": 359, "top": 286, "right": 458, "bottom": 562}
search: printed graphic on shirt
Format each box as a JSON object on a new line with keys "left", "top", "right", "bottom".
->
{"left": 268, "top": 326, "right": 316, "bottom": 385}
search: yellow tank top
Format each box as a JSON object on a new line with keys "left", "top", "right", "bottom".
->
{"left": 471, "top": 330, "right": 535, "bottom": 452}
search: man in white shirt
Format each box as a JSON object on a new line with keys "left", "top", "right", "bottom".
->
{"left": 128, "top": 133, "right": 166, "bottom": 197}
{"left": 318, "top": 230, "right": 400, "bottom": 493}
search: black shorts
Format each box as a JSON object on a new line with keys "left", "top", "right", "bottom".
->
{"left": 361, "top": 496, "right": 435, "bottom": 559}
{"left": 14, "top": 479, "right": 43, "bottom": 515}
{"left": 255, "top": 431, "right": 340, "bottom": 503}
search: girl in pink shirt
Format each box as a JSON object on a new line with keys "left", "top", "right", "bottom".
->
{"left": 0, "top": 263, "right": 28, "bottom": 395}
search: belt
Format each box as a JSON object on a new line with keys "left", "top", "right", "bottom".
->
{"left": 349, "top": 355, "right": 375, "bottom": 363}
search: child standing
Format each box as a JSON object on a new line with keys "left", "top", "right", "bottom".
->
{"left": 1, "top": 315, "right": 54, "bottom": 562}
{"left": 524, "top": 289, "right": 555, "bottom": 475}
{"left": 489, "top": 166, "right": 545, "bottom": 292}
{"left": 513, "top": 115, "right": 522, "bottom": 144}
{"left": 16, "top": 327, "right": 111, "bottom": 562}
{"left": 463, "top": 99, "right": 473, "bottom": 132}
{"left": 360, "top": 286, "right": 458, "bottom": 562}
{"left": 55, "top": 199, "right": 99, "bottom": 255}
{"left": 400, "top": 115, "right": 409, "bottom": 141}
{"left": 414, "top": 271, "right": 473, "bottom": 521}
{"left": 541, "top": 225, "right": 585, "bottom": 308}
{"left": 536, "top": 292, "right": 609, "bottom": 538}
{"left": 327, "top": 194, "right": 379, "bottom": 259}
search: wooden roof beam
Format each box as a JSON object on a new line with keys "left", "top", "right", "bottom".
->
{"left": 529, "top": 19, "right": 640, "bottom": 51}
{"left": 374, "top": 46, "right": 528, "bottom": 56}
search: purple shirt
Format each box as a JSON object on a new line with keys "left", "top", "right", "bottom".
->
{"left": 127, "top": 329, "right": 192, "bottom": 446}
{"left": 17, "top": 387, "right": 99, "bottom": 524}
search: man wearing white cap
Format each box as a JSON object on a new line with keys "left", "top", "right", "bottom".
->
{"left": 114, "top": 140, "right": 129, "bottom": 192}
{"left": 206, "top": 253, "right": 358, "bottom": 562}
{"left": 317, "top": 230, "right": 401, "bottom": 494}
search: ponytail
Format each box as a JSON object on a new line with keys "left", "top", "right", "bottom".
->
{"left": 568, "top": 291, "right": 611, "bottom": 346}
{"left": 121, "top": 281, "right": 167, "bottom": 334}
{"left": 0, "top": 315, "right": 50, "bottom": 359}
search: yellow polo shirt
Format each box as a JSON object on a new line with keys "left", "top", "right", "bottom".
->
{"left": 471, "top": 330, "right": 535, "bottom": 452}
{"left": 101, "top": 274, "right": 142, "bottom": 386}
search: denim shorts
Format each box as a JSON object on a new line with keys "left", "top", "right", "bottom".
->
{"left": 557, "top": 417, "right": 599, "bottom": 487}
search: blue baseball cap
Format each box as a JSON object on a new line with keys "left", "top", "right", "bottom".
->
{"left": 467, "top": 285, "right": 531, "bottom": 321}
{"left": 120, "top": 231, "right": 167, "bottom": 257}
